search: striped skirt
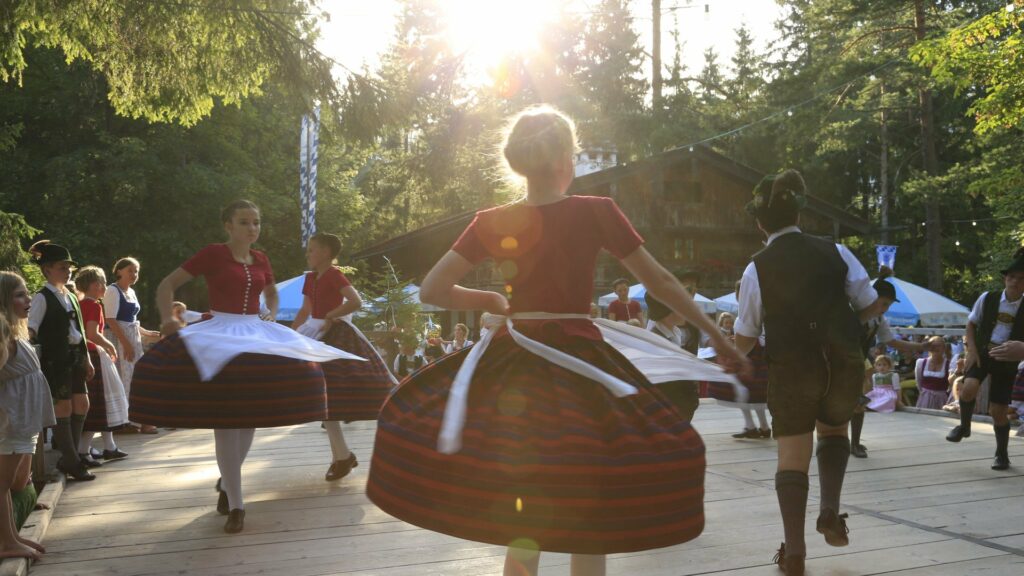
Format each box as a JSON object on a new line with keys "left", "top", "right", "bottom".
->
{"left": 367, "top": 333, "right": 706, "bottom": 554}
{"left": 321, "top": 321, "right": 396, "bottom": 422}
{"left": 129, "top": 334, "right": 328, "bottom": 429}
{"left": 708, "top": 344, "right": 769, "bottom": 408}
{"left": 83, "top": 350, "right": 128, "bottom": 432}
{"left": 1012, "top": 367, "right": 1024, "bottom": 404}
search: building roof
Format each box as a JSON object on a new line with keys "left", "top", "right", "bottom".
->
{"left": 352, "top": 144, "right": 871, "bottom": 262}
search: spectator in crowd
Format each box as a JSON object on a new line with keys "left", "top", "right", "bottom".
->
{"left": 393, "top": 336, "right": 424, "bottom": 378}
{"left": 443, "top": 323, "right": 473, "bottom": 354}
{"left": 606, "top": 278, "right": 642, "bottom": 323}
{"left": 915, "top": 336, "right": 950, "bottom": 410}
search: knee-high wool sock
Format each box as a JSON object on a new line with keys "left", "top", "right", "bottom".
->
{"left": 52, "top": 417, "right": 80, "bottom": 468}
{"left": 816, "top": 436, "right": 851, "bottom": 512}
{"left": 994, "top": 423, "right": 1011, "bottom": 457}
{"left": 959, "top": 400, "right": 975, "bottom": 431}
{"left": 70, "top": 413, "right": 87, "bottom": 454}
{"left": 849, "top": 412, "right": 864, "bottom": 447}
{"left": 775, "top": 470, "right": 809, "bottom": 557}
{"left": 323, "top": 421, "right": 351, "bottom": 461}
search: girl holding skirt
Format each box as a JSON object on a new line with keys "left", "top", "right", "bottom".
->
{"left": 292, "top": 232, "right": 397, "bottom": 482}
{"left": 366, "top": 106, "right": 749, "bottom": 576}
{"left": 130, "top": 200, "right": 363, "bottom": 533}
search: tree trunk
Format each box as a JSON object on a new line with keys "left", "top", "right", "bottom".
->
{"left": 652, "top": 0, "right": 663, "bottom": 113}
{"left": 880, "top": 81, "right": 890, "bottom": 245}
{"left": 914, "top": 0, "right": 943, "bottom": 292}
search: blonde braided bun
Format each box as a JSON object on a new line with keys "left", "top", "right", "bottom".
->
{"left": 502, "top": 106, "right": 578, "bottom": 180}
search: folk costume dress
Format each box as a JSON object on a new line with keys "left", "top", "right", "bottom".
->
{"left": 865, "top": 372, "right": 900, "bottom": 413}
{"left": 130, "top": 244, "right": 363, "bottom": 429}
{"left": 295, "top": 267, "right": 397, "bottom": 422}
{"left": 366, "top": 196, "right": 741, "bottom": 554}
{"left": 0, "top": 339, "right": 57, "bottom": 454}
{"left": 103, "top": 283, "right": 146, "bottom": 398}
{"left": 915, "top": 356, "right": 950, "bottom": 410}
{"left": 79, "top": 297, "right": 129, "bottom": 432}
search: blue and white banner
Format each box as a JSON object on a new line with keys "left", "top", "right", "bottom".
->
{"left": 299, "top": 106, "right": 320, "bottom": 247}
{"left": 876, "top": 244, "right": 897, "bottom": 272}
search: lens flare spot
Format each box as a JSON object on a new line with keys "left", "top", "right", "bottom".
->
{"left": 516, "top": 497, "right": 524, "bottom": 512}
{"left": 500, "top": 236, "right": 519, "bottom": 251}
{"left": 498, "top": 260, "right": 519, "bottom": 280}
{"left": 497, "top": 387, "right": 527, "bottom": 416}
{"left": 508, "top": 537, "right": 539, "bottom": 553}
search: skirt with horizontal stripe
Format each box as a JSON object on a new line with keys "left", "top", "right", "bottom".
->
{"left": 83, "top": 350, "right": 126, "bottom": 432}
{"left": 129, "top": 334, "right": 328, "bottom": 428}
{"left": 367, "top": 331, "right": 705, "bottom": 554}
{"left": 1012, "top": 367, "right": 1024, "bottom": 403}
{"left": 321, "top": 321, "right": 396, "bottom": 422}
{"left": 708, "top": 344, "right": 769, "bottom": 408}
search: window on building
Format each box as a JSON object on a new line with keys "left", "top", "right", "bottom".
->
{"left": 674, "top": 238, "right": 695, "bottom": 261}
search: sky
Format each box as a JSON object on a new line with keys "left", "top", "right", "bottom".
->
{"left": 317, "top": 0, "right": 787, "bottom": 84}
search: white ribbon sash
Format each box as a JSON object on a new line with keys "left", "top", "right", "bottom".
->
{"left": 437, "top": 312, "right": 745, "bottom": 454}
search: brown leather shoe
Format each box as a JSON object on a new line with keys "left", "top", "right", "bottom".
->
{"left": 773, "top": 543, "right": 805, "bottom": 575}
{"left": 224, "top": 509, "right": 245, "bottom": 533}
{"left": 325, "top": 453, "right": 358, "bottom": 481}
{"left": 816, "top": 508, "right": 850, "bottom": 547}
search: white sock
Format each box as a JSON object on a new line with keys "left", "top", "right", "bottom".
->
{"left": 741, "top": 409, "right": 755, "bottom": 429}
{"left": 101, "top": 432, "right": 117, "bottom": 451}
{"left": 215, "top": 429, "right": 255, "bottom": 511}
{"left": 78, "top": 432, "right": 95, "bottom": 455}
{"left": 323, "top": 421, "right": 351, "bottom": 461}
{"left": 755, "top": 408, "right": 769, "bottom": 429}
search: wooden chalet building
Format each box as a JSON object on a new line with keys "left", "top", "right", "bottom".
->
{"left": 352, "top": 144, "right": 870, "bottom": 334}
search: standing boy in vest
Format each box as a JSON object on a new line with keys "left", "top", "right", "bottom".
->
{"left": 734, "top": 171, "right": 879, "bottom": 575}
{"left": 947, "top": 248, "right": 1024, "bottom": 470}
{"left": 26, "top": 241, "right": 97, "bottom": 481}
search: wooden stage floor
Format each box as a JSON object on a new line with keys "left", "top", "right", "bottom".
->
{"left": 30, "top": 403, "right": 1024, "bottom": 575}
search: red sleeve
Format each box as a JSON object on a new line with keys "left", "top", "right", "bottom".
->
{"left": 80, "top": 299, "right": 101, "bottom": 326}
{"left": 259, "top": 252, "right": 275, "bottom": 285}
{"left": 302, "top": 272, "right": 314, "bottom": 297}
{"left": 451, "top": 214, "right": 490, "bottom": 265}
{"left": 629, "top": 301, "right": 642, "bottom": 317}
{"left": 593, "top": 198, "right": 644, "bottom": 259}
{"left": 335, "top": 270, "right": 352, "bottom": 289}
{"left": 181, "top": 245, "right": 220, "bottom": 277}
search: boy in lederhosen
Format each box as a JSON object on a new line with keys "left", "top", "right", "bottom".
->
{"left": 946, "top": 248, "right": 1024, "bottom": 470}
{"left": 734, "top": 171, "right": 879, "bottom": 575}
{"left": 26, "top": 241, "right": 97, "bottom": 481}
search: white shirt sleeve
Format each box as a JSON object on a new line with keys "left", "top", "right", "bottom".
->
{"left": 734, "top": 262, "right": 763, "bottom": 338}
{"left": 836, "top": 244, "right": 878, "bottom": 311}
{"left": 875, "top": 316, "right": 895, "bottom": 344}
{"left": 967, "top": 292, "right": 986, "bottom": 325}
{"left": 393, "top": 355, "right": 401, "bottom": 374}
{"left": 27, "top": 293, "right": 47, "bottom": 335}
{"left": 102, "top": 285, "right": 120, "bottom": 320}
{"left": 915, "top": 358, "right": 925, "bottom": 388}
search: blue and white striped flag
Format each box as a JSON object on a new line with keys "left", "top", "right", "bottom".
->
{"left": 876, "top": 245, "right": 897, "bottom": 272}
{"left": 299, "top": 106, "right": 320, "bottom": 247}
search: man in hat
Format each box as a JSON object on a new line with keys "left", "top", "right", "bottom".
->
{"left": 26, "top": 240, "right": 97, "bottom": 481}
{"left": 733, "top": 170, "right": 879, "bottom": 575}
{"left": 849, "top": 273, "right": 944, "bottom": 458}
{"left": 947, "top": 247, "right": 1024, "bottom": 470}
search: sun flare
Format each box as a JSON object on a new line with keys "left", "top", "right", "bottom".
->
{"left": 441, "top": 0, "right": 562, "bottom": 70}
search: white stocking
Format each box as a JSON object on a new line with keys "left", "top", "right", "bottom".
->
{"left": 741, "top": 408, "right": 755, "bottom": 429}
{"left": 215, "top": 429, "right": 255, "bottom": 510}
{"left": 323, "top": 421, "right": 351, "bottom": 461}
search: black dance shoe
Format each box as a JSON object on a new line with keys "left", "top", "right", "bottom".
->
{"left": 79, "top": 454, "right": 103, "bottom": 468}
{"left": 816, "top": 508, "right": 850, "bottom": 547}
{"left": 102, "top": 449, "right": 128, "bottom": 461}
{"left": 224, "top": 509, "right": 245, "bottom": 533}
{"left": 325, "top": 453, "right": 358, "bottom": 481}
{"left": 57, "top": 460, "right": 96, "bottom": 481}
{"left": 851, "top": 444, "right": 867, "bottom": 458}
{"left": 946, "top": 425, "right": 971, "bottom": 442}
{"left": 731, "top": 428, "right": 761, "bottom": 439}
{"left": 992, "top": 453, "right": 1010, "bottom": 471}
{"left": 772, "top": 543, "right": 804, "bottom": 575}
{"left": 215, "top": 478, "right": 229, "bottom": 515}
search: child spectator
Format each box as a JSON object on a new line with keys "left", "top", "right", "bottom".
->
{"left": 865, "top": 354, "right": 902, "bottom": 412}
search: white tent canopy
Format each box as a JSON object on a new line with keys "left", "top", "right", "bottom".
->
{"left": 874, "top": 276, "right": 970, "bottom": 327}
{"left": 598, "top": 283, "right": 717, "bottom": 315}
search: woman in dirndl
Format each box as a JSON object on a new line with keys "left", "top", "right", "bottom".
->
{"left": 915, "top": 336, "right": 951, "bottom": 409}
{"left": 366, "top": 106, "right": 749, "bottom": 576}
{"left": 292, "top": 232, "right": 397, "bottom": 482}
{"left": 130, "top": 200, "right": 364, "bottom": 534}
{"left": 103, "top": 257, "right": 161, "bottom": 434}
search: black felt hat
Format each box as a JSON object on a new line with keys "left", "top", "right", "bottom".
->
{"left": 644, "top": 291, "right": 672, "bottom": 323}
{"left": 1001, "top": 248, "right": 1024, "bottom": 275}
{"left": 873, "top": 279, "right": 900, "bottom": 303}
{"left": 30, "top": 241, "right": 78, "bottom": 267}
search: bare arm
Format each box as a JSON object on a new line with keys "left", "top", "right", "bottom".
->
{"left": 262, "top": 282, "right": 279, "bottom": 321}
{"left": 420, "top": 251, "right": 508, "bottom": 314}
{"left": 157, "top": 268, "right": 195, "bottom": 336}
{"left": 885, "top": 338, "right": 927, "bottom": 355}
{"left": 326, "top": 286, "right": 363, "bottom": 321}
{"left": 292, "top": 296, "right": 312, "bottom": 330}
{"left": 620, "top": 247, "right": 749, "bottom": 375}
{"left": 734, "top": 333, "right": 757, "bottom": 356}
{"left": 86, "top": 320, "right": 118, "bottom": 360}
